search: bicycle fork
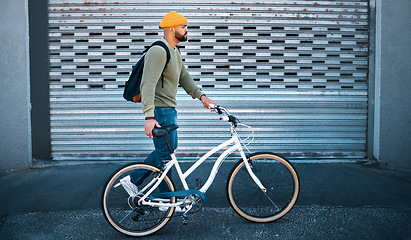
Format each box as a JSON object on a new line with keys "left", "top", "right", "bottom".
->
{"left": 238, "top": 150, "right": 282, "bottom": 210}
{"left": 237, "top": 140, "right": 267, "bottom": 193}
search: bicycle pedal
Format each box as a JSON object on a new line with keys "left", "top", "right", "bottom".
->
{"left": 181, "top": 215, "right": 188, "bottom": 225}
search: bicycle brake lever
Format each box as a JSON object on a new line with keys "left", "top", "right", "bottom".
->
{"left": 209, "top": 104, "right": 223, "bottom": 115}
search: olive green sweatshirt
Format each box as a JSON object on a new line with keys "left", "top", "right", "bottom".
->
{"left": 140, "top": 38, "right": 203, "bottom": 118}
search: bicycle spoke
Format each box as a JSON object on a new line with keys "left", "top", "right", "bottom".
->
{"left": 119, "top": 209, "right": 135, "bottom": 224}
{"left": 263, "top": 191, "right": 280, "bottom": 211}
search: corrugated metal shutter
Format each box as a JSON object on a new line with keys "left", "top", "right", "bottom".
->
{"left": 48, "top": 0, "right": 369, "bottom": 161}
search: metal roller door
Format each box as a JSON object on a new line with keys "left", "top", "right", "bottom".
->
{"left": 48, "top": 0, "right": 370, "bottom": 161}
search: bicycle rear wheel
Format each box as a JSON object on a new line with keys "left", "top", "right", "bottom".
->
{"left": 227, "top": 153, "right": 299, "bottom": 223}
{"left": 102, "top": 163, "right": 175, "bottom": 237}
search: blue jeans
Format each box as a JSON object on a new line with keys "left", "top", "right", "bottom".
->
{"left": 130, "top": 107, "right": 178, "bottom": 188}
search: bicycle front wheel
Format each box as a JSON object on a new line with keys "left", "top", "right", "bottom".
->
{"left": 227, "top": 153, "right": 299, "bottom": 223}
{"left": 102, "top": 163, "right": 175, "bottom": 237}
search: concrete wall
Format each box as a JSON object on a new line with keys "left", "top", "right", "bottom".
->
{"left": 0, "top": 0, "right": 32, "bottom": 171}
{"left": 374, "top": 0, "right": 411, "bottom": 169}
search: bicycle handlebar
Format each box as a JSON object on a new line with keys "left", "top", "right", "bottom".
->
{"left": 209, "top": 104, "right": 239, "bottom": 126}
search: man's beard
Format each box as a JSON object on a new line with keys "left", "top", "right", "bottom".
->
{"left": 175, "top": 31, "right": 188, "bottom": 42}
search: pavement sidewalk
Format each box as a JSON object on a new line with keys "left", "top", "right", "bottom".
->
{"left": 0, "top": 161, "right": 410, "bottom": 239}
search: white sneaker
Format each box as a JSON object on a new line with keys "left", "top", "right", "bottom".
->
{"left": 159, "top": 205, "right": 186, "bottom": 212}
{"left": 118, "top": 175, "right": 139, "bottom": 197}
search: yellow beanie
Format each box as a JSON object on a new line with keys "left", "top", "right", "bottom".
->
{"left": 160, "top": 11, "right": 187, "bottom": 28}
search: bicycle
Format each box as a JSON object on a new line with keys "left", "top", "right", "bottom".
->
{"left": 102, "top": 105, "right": 300, "bottom": 237}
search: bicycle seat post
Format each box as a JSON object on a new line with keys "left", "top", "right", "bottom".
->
{"left": 163, "top": 136, "right": 174, "bottom": 154}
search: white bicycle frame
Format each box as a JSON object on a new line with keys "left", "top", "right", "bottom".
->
{"left": 139, "top": 123, "right": 266, "bottom": 208}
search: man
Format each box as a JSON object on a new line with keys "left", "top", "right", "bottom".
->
{"left": 120, "top": 11, "right": 215, "bottom": 195}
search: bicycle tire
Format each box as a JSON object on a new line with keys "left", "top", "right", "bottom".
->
{"left": 226, "top": 153, "right": 299, "bottom": 223}
{"left": 102, "top": 163, "right": 176, "bottom": 237}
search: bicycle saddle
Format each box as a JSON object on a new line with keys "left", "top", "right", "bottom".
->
{"left": 152, "top": 124, "right": 179, "bottom": 138}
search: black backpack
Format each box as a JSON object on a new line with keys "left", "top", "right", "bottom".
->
{"left": 123, "top": 41, "right": 171, "bottom": 102}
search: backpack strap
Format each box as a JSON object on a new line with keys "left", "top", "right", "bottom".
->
{"left": 144, "top": 41, "right": 171, "bottom": 88}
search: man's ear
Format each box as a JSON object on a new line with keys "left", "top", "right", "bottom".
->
{"left": 163, "top": 27, "right": 171, "bottom": 34}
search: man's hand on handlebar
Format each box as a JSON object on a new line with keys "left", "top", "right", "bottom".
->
{"left": 200, "top": 95, "right": 216, "bottom": 110}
